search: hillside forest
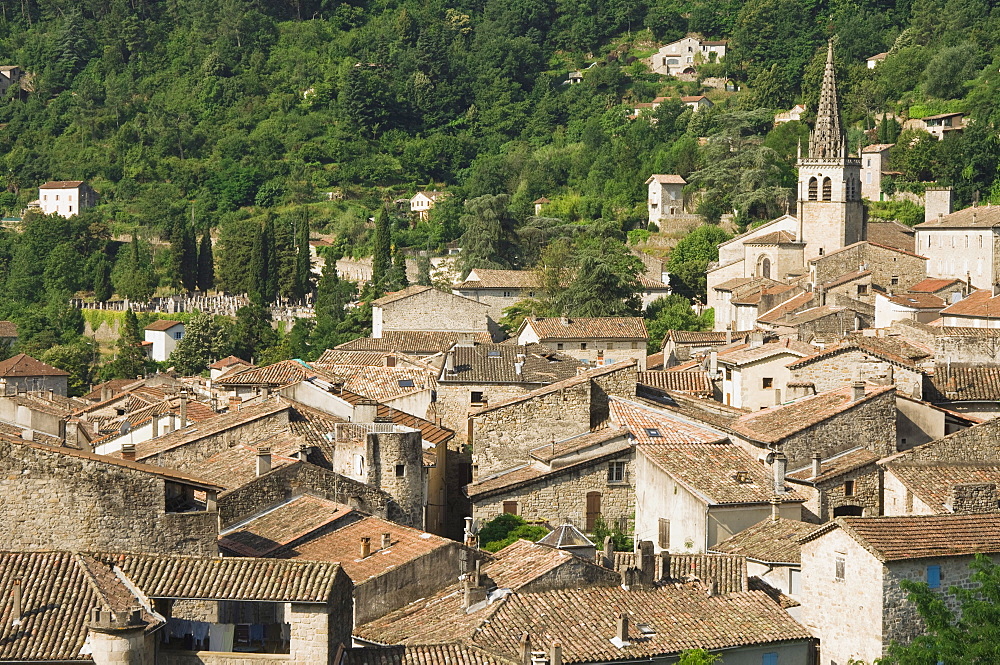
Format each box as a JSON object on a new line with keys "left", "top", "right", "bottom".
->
{"left": 0, "top": 0, "right": 997, "bottom": 393}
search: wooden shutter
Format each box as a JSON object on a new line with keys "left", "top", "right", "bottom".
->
{"left": 658, "top": 518, "right": 670, "bottom": 550}
{"left": 585, "top": 492, "right": 601, "bottom": 532}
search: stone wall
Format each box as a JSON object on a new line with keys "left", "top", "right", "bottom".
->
{"left": 434, "top": 382, "right": 531, "bottom": 442}
{"left": 472, "top": 451, "right": 634, "bottom": 531}
{"left": 0, "top": 439, "right": 218, "bottom": 555}
{"left": 790, "top": 349, "right": 922, "bottom": 399}
{"left": 159, "top": 653, "right": 290, "bottom": 665}
{"left": 367, "top": 430, "right": 425, "bottom": 528}
{"left": 813, "top": 242, "right": 926, "bottom": 294}
{"left": 218, "top": 462, "right": 402, "bottom": 527}
{"left": 895, "top": 418, "right": 1000, "bottom": 464}
{"left": 950, "top": 483, "right": 999, "bottom": 513}
{"left": 775, "top": 389, "right": 896, "bottom": 467}
{"left": 379, "top": 288, "right": 491, "bottom": 335}
{"left": 807, "top": 464, "right": 882, "bottom": 522}
{"left": 935, "top": 333, "right": 1000, "bottom": 365}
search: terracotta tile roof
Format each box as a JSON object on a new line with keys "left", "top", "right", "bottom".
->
{"left": 716, "top": 339, "right": 815, "bottom": 365}
{"left": 809, "top": 240, "right": 927, "bottom": 262}
{"left": 39, "top": 180, "right": 85, "bottom": 188}
{"left": 471, "top": 586, "right": 811, "bottom": 663}
{"left": 755, "top": 293, "right": 815, "bottom": 325}
{"left": 645, "top": 174, "right": 687, "bottom": 184}
{"left": 885, "top": 463, "right": 1000, "bottom": 513}
{"left": 804, "top": 514, "right": 1000, "bottom": 562}
{"left": 96, "top": 552, "right": 345, "bottom": 601}
{"left": 786, "top": 336, "right": 930, "bottom": 371}
{"left": 455, "top": 269, "right": 542, "bottom": 289}
{"left": 374, "top": 285, "right": 436, "bottom": 306}
{"left": 888, "top": 293, "right": 945, "bottom": 309}
{"left": 640, "top": 390, "right": 746, "bottom": 431}
{"left": 143, "top": 319, "right": 184, "bottom": 331}
{"left": 610, "top": 397, "right": 726, "bottom": 445}
{"left": 712, "top": 277, "right": 754, "bottom": 292}
{"left": 744, "top": 230, "right": 798, "bottom": 245}
{"left": 640, "top": 443, "right": 806, "bottom": 505}
{"left": 925, "top": 366, "right": 1000, "bottom": 402}
{"left": 522, "top": 317, "right": 647, "bottom": 340}
{"left": 0, "top": 353, "right": 69, "bottom": 377}
{"left": 83, "top": 378, "right": 143, "bottom": 401}
{"left": 939, "top": 326, "right": 1000, "bottom": 337}
{"left": 730, "top": 384, "right": 895, "bottom": 444}
{"left": 439, "top": 344, "right": 584, "bottom": 384}
{"left": 287, "top": 399, "right": 347, "bottom": 448}
{"left": 214, "top": 359, "right": 312, "bottom": 387}
{"left": 915, "top": 205, "right": 1000, "bottom": 229}
{"left": 0, "top": 320, "right": 16, "bottom": 337}
{"left": 311, "top": 365, "right": 435, "bottom": 403}
{"left": 646, "top": 351, "right": 665, "bottom": 370}
{"left": 129, "top": 397, "right": 290, "bottom": 462}
{"left": 467, "top": 435, "right": 633, "bottom": 499}
{"left": 342, "top": 645, "right": 517, "bottom": 665}
{"left": 182, "top": 433, "right": 305, "bottom": 490}
{"left": 787, "top": 447, "right": 880, "bottom": 484}
{"left": 710, "top": 517, "right": 822, "bottom": 564}
{"left": 866, "top": 220, "right": 915, "bottom": 253}
{"left": 208, "top": 355, "right": 251, "bottom": 370}
{"left": 276, "top": 514, "right": 458, "bottom": 584}
{"left": 528, "top": 427, "right": 631, "bottom": 464}
{"left": 862, "top": 143, "right": 894, "bottom": 152}
{"left": 638, "top": 274, "right": 670, "bottom": 289}
{"left": 333, "top": 386, "right": 454, "bottom": 446}
{"left": 338, "top": 331, "right": 494, "bottom": 355}
{"left": 315, "top": 349, "right": 431, "bottom": 368}
{"left": 731, "top": 281, "right": 797, "bottom": 306}
{"left": 666, "top": 329, "right": 752, "bottom": 345}
{"left": 220, "top": 494, "right": 349, "bottom": 556}
{"left": 470, "top": 360, "right": 636, "bottom": 415}
{"left": 771, "top": 305, "right": 857, "bottom": 326}
{"left": 0, "top": 552, "right": 161, "bottom": 661}
{"left": 910, "top": 278, "right": 963, "bottom": 293}
{"left": 748, "top": 575, "right": 800, "bottom": 608}
{"left": 610, "top": 552, "right": 748, "bottom": 593}
{"left": 940, "top": 289, "right": 1000, "bottom": 318}
{"left": 820, "top": 269, "right": 871, "bottom": 290}
{"left": 637, "top": 370, "right": 712, "bottom": 396}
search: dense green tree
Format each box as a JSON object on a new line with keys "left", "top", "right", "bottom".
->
{"left": 559, "top": 238, "right": 642, "bottom": 317}
{"left": 107, "top": 309, "right": 149, "bottom": 380}
{"left": 230, "top": 304, "right": 280, "bottom": 363}
{"left": 457, "top": 194, "right": 519, "bottom": 278}
{"left": 294, "top": 213, "right": 312, "bottom": 301}
{"left": 91, "top": 253, "right": 113, "bottom": 302}
{"left": 644, "top": 295, "right": 712, "bottom": 353}
{"left": 371, "top": 207, "right": 392, "bottom": 291}
{"left": 667, "top": 225, "right": 733, "bottom": 300}
{"left": 112, "top": 236, "right": 157, "bottom": 302}
{"left": 197, "top": 229, "right": 215, "bottom": 293}
{"left": 168, "top": 313, "right": 230, "bottom": 375}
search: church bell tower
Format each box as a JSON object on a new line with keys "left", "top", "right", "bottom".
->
{"left": 796, "top": 40, "right": 866, "bottom": 261}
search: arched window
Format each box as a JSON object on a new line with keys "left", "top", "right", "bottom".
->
{"left": 822, "top": 177, "right": 832, "bottom": 201}
{"left": 808, "top": 177, "right": 818, "bottom": 201}
{"left": 759, "top": 256, "right": 771, "bottom": 279}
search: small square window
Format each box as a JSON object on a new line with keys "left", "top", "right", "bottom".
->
{"left": 891, "top": 275, "right": 900, "bottom": 286}
{"left": 858, "top": 284, "right": 868, "bottom": 295}
{"left": 503, "top": 501, "right": 518, "bottom": 514}
{"left": 607, "top": 342, "right": 614, "bottom": 350}
{"left": 395, "top": 464, "right": 405, "bottom": 477}
{"left": 608, "top": 461, "right": 626, "bottom": 483}
{"left": 762, "top": 653, "right": 778, "bottom": 665}
{"left": 557, "top": 343, "right": 564, "bottom": 350}
{"left": 580, "top": 342, "right": 588, "bottom": 350}
{"left": 174, "top": 331, "right": 183, "bottom": 340}
{"left": 844, "top": 480, "right": 855, "bottom": 497}
{"left": 470, "top": 391, "right": 484, "bottom": 405}
{"left": 762, "top": 377, "right": 773, "bottom": 389}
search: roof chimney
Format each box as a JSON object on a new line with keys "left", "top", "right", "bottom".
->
{"left": 361, "top": 537, "right": 372, "bottom": 558}
{"left": 382, "top": 533, "right": 392, "bottom": 549}
{"left": 445, "top": 351, "right": 456, "bottom": 375}
{"left": 229, "top": 395, "right": 241, "bottom": 411}
{"left": 550, "top": 642, "right": 562, "bottom": 665}
{"left": 261, "top": 385, "right": 271, "bottom": 399}
{"left": 772, "top": 452, "right": 787, "bottom": 495}
{"left": 520, "top": 633, "right": 532, "bottom": 665}
{"left": 179, "top": 389, "right": 188, "bottom": 428}
{"left": 385, "top": 355, "right": 397, "bottom": 368}
{"left": 616, "top": 613, "right": 630, "bottom": 645}
{"left": 770, "top": 496, "right": 782, "bottom": 522}
{"left": 20, "top": 429, "right": 33, "bottom": 442}
{"left": 256, "top": 446, "right": 272, "bottom": 476}
{"left": 11, "top": 579, "right": 21, "bottom": 626}
{"left": 749, "top": 330, "right": 764, "bottom": 349}
{"left": 151, "top": 413, "right": 159, "bottom": 438}
{"left": 812, "top": 451, "right": 822, "bottom": 478}
{"left": 852, "top": 380, "right": 866, "bottom": 401}
{"left": 297, "top": 443, "right": 310, "bottom": 461}
{"left": 353, "top": 399, "right": 378, "bottom": 423}
{"left": 121, "top": 443, "right": 136, "bottom": 462}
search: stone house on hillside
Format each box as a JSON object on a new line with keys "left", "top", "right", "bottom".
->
{"left": 372, "top": 285, "right": 499, "bottom": 340}
{"left": 662, "top": 329, "right": 752, "bottom": 367}
{"left": 809, "top": 241, "right": 929, "bottom": 299}
{"left": 800, "top": 514, "right": 1000, "bottom": 665}
{"left": 647, "top": 36, "right": 727, "bottom": 76}
{"left": 0, "top": 550, "right": 352, "bottom": 663}
{"left": 646, "top": 174, "right": 686, "bottom": 224}
{"left": 516, "top": 316, "right": 649, "bottom": 369}
{"left": 0, "top": 353, "right": 69, "bottom": 396}
{"left": 410, "top": 190, "right": 447, "bottom": 220}
{"left": 0, "top": 437, "right": 222, "bottom": 555}
{"left": 31, "top": 180, "right": 97, "bottom": 218}
{"left": 452, "top": 269, "right": 542, "bottom": 322}
{"left": 861, "top": 143, "right": 893, "bottom": 200}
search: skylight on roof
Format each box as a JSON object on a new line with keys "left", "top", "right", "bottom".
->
{"left": 398, "top": 379, "right": 415, "bottom": 388}
{"left": 644, "top": 428, "right": 662, "bottom": 438}
{"left": 487, "top": 350, "right": 502, "bottom": 357}
{"left": 636, "top": 622, "right": 656, "bottom": 636}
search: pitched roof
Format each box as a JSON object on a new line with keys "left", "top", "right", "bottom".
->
{"left": 522, "top": 317, "right": 648, "bottom": 340}
{"left": 925, "top": 366, "right": 1000, "bottom": 402}
{"left": 536, "top": 524, "right": 594, "bottom": 549}
{"left": 716, "top": 339, "right": 815, "bottom": 365}
{"left": 143, "top": 319, "right": 183, "bottom": 331}
{"left": 866, "top": 220, "right": 915, "bottom": 253}
{"left": 884, "top": 463, "right": 1000, "bottom": 514}
{"left": 645, "top": 174, "right": 687, "bottom": 184}
{"left": 887, "top": 293, "right": 945, "bottom": 309}
{"left": 0, "top": 353, "right": 69, "bottom": 377}
{"left": 819, "top": 269, "right": 871, "bottom": 291}
{"left": 374, "top": 285, "right": 485, "bottom": 308}
{"left": 862, "top": 143, "right": 894, "bottom": 152}
{"left": 439, "top": 344, "right": 584, "bottom": 384}
{"left": 455, "top": 269, "right": 542, "bottom": 289}
{"left": 940, "top": 289, "right": 1000, "bottom": 318}
{"left": 342, "top": 646, "right": 517, "bottom": 665}
{"left": 214, "top": 359, "right": 312, "bottom": 387}
{"left": 915, "top": 205, "right": 1000, "bottom": 229}
{"left": 208, "top": 355, "right": 252, "bottom": 370}
{"left": 805, "top": 514, "right": 1000, "bottom": 562}
{"left": 786, "top": 335, "right": 930, "bottom": 371}
{"left": 744, "top": 230, "right": 798, "bottom": 245}
{"left": 527, "top": 427, "right": 631, "bottom": 464}
{"left": 334, "top": 386, "right": 455, "bottom": 446}
{"left": 182, "top": 434, "right": 305, "bottom": 490}
{"left": 757, "top": 292, "right": 816, "bottom": 323}
{"left": 787, "top": 447, "right": 880, "bottom": 484}
{"left": 808, "top": 240, "right": 927, "bottom": 263}
{"left": 609, "top": 397, "right": 727, "bottom": 445}
{"left": 910, "top": 278, "right": 963, "bottom": 293}
{"left": 337, "top": 331, "right": 494, "bottom": 355}
{"left": 219, "top": 494, "right": 350, "bottom": 556}
{"left": 610, "top": 552, "right": 747, "bottom": 593}
{"left": 637, "top": 370, "right": 712, "bottom": 396}
{"left": 640, "top": 443, "right": 807, "bottom": 505}
{"left": 730, "top": 384, "right": 895, "bottom": 444}
{"left": 710, "top": 517, "right": 822, "bottom": 564}
{"left": 311, "top": 364, "right": 435, "bottom": 403}
{"left": 38, "top": 180, "right": 85, "bottom": 189}
{"left": 96, "top": 552, "right": 344, "bottom": 601}
{"left": 470, "top": 360, "right": 636, "bottom": 415}
{"left": 666, "top": 329, "right": 753, "bottom": 345}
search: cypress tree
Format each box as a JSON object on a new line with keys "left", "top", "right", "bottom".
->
{"left": 181, "top": 224, "right": 198, "bottom": 292}
{"left": 294, "top": 212, "right": 312, "bottom": 301}
{"left": 371, "top": 207, "right": 391, "bottom": 291}
{"left": 92, "top": 253, "right": 113, "bottom": 302}
{"left": 197, "top": 229, "right": 214, "bottom": 293}
{"left": 111, "top": 309, "right": 148, "bottom": 379}
{"left": 248, "top": 223, "right": 267, "bottom": 304}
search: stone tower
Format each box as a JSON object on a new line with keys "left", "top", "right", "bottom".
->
{"left": 796, "top": 39, "right": 865, "bottom": 262}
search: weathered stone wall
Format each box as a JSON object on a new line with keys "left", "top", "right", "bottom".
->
{"left": 472, "top": 451, "right": 634, "bottom": 531}
{"left": 0, "top": 439, "right": 218, "bottom": 555}
{"left": 813, "top": 242, "right": 926, "bottom": 294}
{"left": 895, "top": 418, "right": 1000, "bottom": 464}
{"left": 367, "top": 430, "right": 426, "bottom": 528}
{"left": 950, "top": 482, "right": 999, "bottom": 513}
{"left": 517, "top": 554, "right": 620, "bottom": 592}
{"left": 158, "top": 652, "right": 290, "bottom": 665}
{"left": 288, "top": 568, "right": 352, "bottom": 662}
{"left": 218, "top": 462, "right": 403, "bottom": 527}
{"left": 452, "top": 288, "right": 524, "bottom": 324}
{"left": 140, "top": 409, "right": 291, "bottom": 472}
{"left": 2, "top": 374, "right": 68, "bottom": 397}
{"left": 935, "top": 334, "right": 1000, "bottom": 365}
{"left": 790, "top": 349, "right": 923, "bottom": 399}
{"left": 808, "top": 464, "right": 882, "bottom": 522}
{"left": 434, "top": 382, "right": 531, "bottom": 442}
{"left": 379, "top": 288, "right": 491, "bottom": 334}
{"left": 773, "top": 389, "right": 896, "bottom": 468}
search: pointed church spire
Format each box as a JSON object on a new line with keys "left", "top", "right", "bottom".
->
{"left": 809, "top": 39, "right": 844, "bottom": 160}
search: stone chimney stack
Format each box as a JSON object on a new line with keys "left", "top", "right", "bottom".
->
{"left": 445, "top": 350, "right": 456, "bottom": 375}
{"left": 255, "top": 446, "right": 271, "bottom": 476}
{"left": 382, "top": 533, "right": 392, "bottom": 549}
{"left": 178, "top": 389, "right": 188, "bottom": 428}
{"left": 852, "top": 380, "right": 866, "bottom": 401}
{"left": 770, "top": 496, "right": 782, "bottom": 521}
{"left": 520, "top": 634, "right": 532, "bottom": 665}
{"left": 637, "top": 540, "right": 655, "bottom": 586}
{"left": 150, "top": 414, "right": 158, "bottom": 438}
{"left": 121, "top": 443, "right": 136, "bottom": 462}
{"left": 353, "top": 399, "right": 379, "bottom": 423}
{"left": 100, "top": 384, "right": 110, "bottom": 402}
{"left": 550, "top": 642, "right": 562, "bottom": 665}
{"left": 772, "top": 452, "right": 787, "bottom": 495}
{"left": 361, "top": 537, "right": 372, "bottom": 558}
{"left": 616, "top": 613, "right": 629, "bottom": 644}
{"left": 229, "top": 395, "right": 241, "bottom": 411}
{"left": 812, "top": 452, "right": 822, "bottom": 478}
{"left": 11, "top": 579, "right": 21, "bottom": 626}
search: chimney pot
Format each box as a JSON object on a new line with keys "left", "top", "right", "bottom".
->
{"left": 772, "top": 452, "right": 787, "bottom": 495}
{"left": 770, "top": 496, "right": 782, "bottom": 521}
{"left": 361, "top": 536, "right": 372, "bottom": 558}
{"left": 616, "top": 613, "right": 629, "bottom": 642}
{"left": 812, "top": 451, "right": 822, "bottom": 478}
{"left": 382, "top": 532, "right": 392, "bottom": 549}
{"left": 256, "top": 446, "right": 272, "bottom": 476}
{"left": 121, "top": 443, "right": 136, "bottom": 462}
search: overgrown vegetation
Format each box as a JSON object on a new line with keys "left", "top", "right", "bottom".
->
{"left": 477, "top": 514, "right": 549, "bottom": 552}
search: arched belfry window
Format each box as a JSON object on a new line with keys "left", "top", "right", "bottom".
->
{"left": 759, "top": 256, "right": 772, "bottom": 279}
{"left": 822, "top": 177, "right": 832, "bottom": 201}
{"left": 808, "top": 177, "right": 818, "bottom": 201}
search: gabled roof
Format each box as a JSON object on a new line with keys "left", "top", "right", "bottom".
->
{"left": 0, "top": 353, "right": 69, "bottom": 377}
{"left": 730, "top": 384, "right": 895, "bottom": 444}
{"left": 214, "top": 359, "right": 312, "bottom": 387}
{"left": 183, "top": 433, "right": 305, "bottom": 490}
{"left": 925, "top": 366, "right": 1000, "bottom": 402}
{"left": 803, "top": 514, "right": 1000, "bottom": 562}
{"left": 882, "top": 462, "right": 1000, "bottom": 514}
{"left": 374, "top": 285, "right": 486, "bottom": 308}
{"left": 220, "top": 494, "right": 350, "bottom": 556}
{"left": 807, "top": 240, "right": 927, "bottom": 263}
{"left": 337, "top": 331, "right": 494, "bottom": 355}
{"left": 645, "top": 174, "right": 686, "bottom": 184}
{"left": 637, "top": 370, "right": 712, "bottom": 396}
{"left": 787, "top": 447, "right": 880, "bottom": 484}
{"left": 786, "top": 335, "right": 930, "bottom": 370}
{"left": 454, "top": 269, "right": 542, "bottom": 290}
{"left": 862, "top": 142, "right": 893, "bottom": 152}
{"left": 469, "top": 360, "right": 636, "bottom": 415}
{"left": 940, "top": 289, "right": 1000, "bottom": 318}
{"left": 208, "top": 355, "right": 252, "bottom": 370}
{"left": 610, "top": 397, "right": 727, "bottom": 445}
{"left": 757, "top": 292, "right": 816, "bottom": 323}
{"left": 909, "top": 277, "right": 962, "bottom": 293}
{"left": 819, "top": 269, "right": 871, "bottom": 291}
{"left": 536, "top": 524, "right": 594, "bottom": 549}
{"left": 887, "top": 293, "right": 945, "bottom": 310}
{"left": 312, "top": 364, "right": 435, "bottom": 403}
{"left": 333, "top": 386, "right": 455, "bottom": 446}
{"left": 716, "top": 339, "right": 815, "bottom": 366}
{"left": 915, "top": 205, "right": 1000, "bottom": 229}
{"left": 39, "top": 180, "right": 85, "bottom": 189}
{"left": 666, "top": 329, "right": 753, "bottom": 345}
{"left": 521, "top": 316, "right": 647, "bottom": 340}
{"left": 710, "top": 517, "right": 822, "bottom": 564}
{"left": 743, "top": 230, "right": 798, "bottom": 245}
{"left": 143, "top": 319, "right": 184, "bottom": 331}
{"left": 439, "top": 343, "right": 584, "bottom": 385}
{"left": 342, "top": 645, "right": 517, "bottom": 665}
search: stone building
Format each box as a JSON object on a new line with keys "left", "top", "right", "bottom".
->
{"left": 0, "top": 437, "right": 222, "bottom": 555}
{"left": 32, "top": 180, "right": 97, "bottom": 218}
{"left": 516, "top": 317, "right": 649, "bottom": 369}
{"left": 810, "top": 240, "right": 928, "bottom": 298}
{"left": 924, "top": 364, "right": 1000, "bottom": 419}
{"left": 144, "top": 320, "right": 185, "bottom": 362}
{"left": 0, "top": 550, "right": 353, "bottom": 663}
{"left": 715, "top": 336, "right": 816, "bottom": 410}
{"left": 786, "top": 447, "right": 882, "bottom": 521}
{"left": 452, "top": 269, "right": 544, "bottom": 322}
{"left": 0, "top": 353, "right": 69, "bottom": 396}
{"left": 914, "top": 204, "right": 1000, "bottom": 290}
{"left": 646, "top": 35, "right": 727, "bottom": 76}
{"left": 938, "top": 288, "right": 1000, "bottom": 328}
{"left": 800, "top": 514, "right": 1000, "bottom": 665}
{"left": 409, "top": 190, "right": 447, "bottom": 220}
{"left": 661, "top": 329, "right": 752, "bottom": 366}
{"left": 645, "top": 174, "right": 686, "bottom": 223}
{"left": 372, "top": 285, "right": 498, "bottom": 340}
{"left": 860, "top": 143, "right": 893, "bottom": 200}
